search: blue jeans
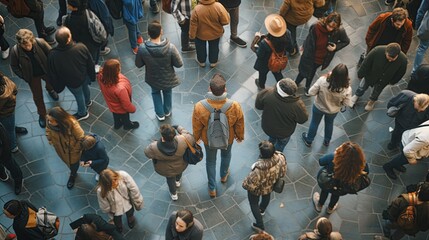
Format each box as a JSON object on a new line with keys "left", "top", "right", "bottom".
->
{"left": 195, "top": 37, "right": 220, "bottom": 64}
{"left": 413, "top": 39, "right": 429, "bottom": 73}
{"left": 124, "top": 20, "right": 141, "bottom": 49}
{"left": 268, "top": 136, "right": 290, "bottom": 152}
{"left": 67, "top": 78, "right": 90, "bottom": 116}
{"left": 306, "top": 105, "right": 338, "bottom": 143}
{"left": 0, "top": 114, "right": 16, "bottom": 150}
{"left": 205, "top": 144, "right": 232, "bottom": 191}
{"left": 151, "top": 87, "right": 172, "bottom": 117}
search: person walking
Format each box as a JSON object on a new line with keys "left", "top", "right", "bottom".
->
{"left": 255, "top": 78, "right": 308, "bottom": 152}
{"left": 97, "top": 168, "right": 144, "bottom": 233}
{"left": 10, "top": 29, "right": 59, "bottom": 128}
{"left": 295, "top": 12, "right": 349, "bottom": 95}
{"left": 123, "top": 0, "right": 144, "bottom": 54}
{"left": 301, "top": 63, "right": 353, "bottom": 147}
{"left": 80, "top": 134, "right": 110, "bottom": 182}
{"left": 98, "top": 59, "right": 139, "bottom": 130}
{"left": 218, "top": 0, "right": 247, "bottom": 47}
{"left": 253, "top": 14, "right": 294, "bottom": 90}
{"left": 0, "top": 15, "right": 10, "bottom": 59}
{"left": 0, "top": 123, "right": 23, "bottom": 195}
{"left": 386, "top": 91, "right": 429, "bottom": 150}
{"left": 412, "top": 0, "right": 429, "bottom": 73}
{"left": 279, "top": 0, "right": 326, "bottom": 55}
{"left": 45, "top": 106, "right": 85, "bottom": 189}
{"left": 144, "top": 124, "right": 194, "bottom": 201}
{"left": 192, "top": 73, "right": 244, "bottom": 198}
{"left": 135, "top": 20, "right": 183, "bottom": 121}
{"left": 313, "top": 141, "right": 370, "bottom": 214}
{"left": 242, "top": 140, "right": 287, "bottom": 231}
{"left": 350, "top": 43, "right": 408, "bottom": 111}
{"left": 165, "top": 209, "right": 204, "bottom": 239}
{"left": 189, "top": 0, "right": 230, "bottom": 68}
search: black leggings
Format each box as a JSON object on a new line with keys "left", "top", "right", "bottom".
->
{"left": 319, "top": 188, "right": 340, "bottom": 209}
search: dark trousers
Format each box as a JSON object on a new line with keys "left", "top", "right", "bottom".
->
{"left": 319, "top": 188, "right": 340, "bottom": 209}
{"left": 166, "top": 173, "right": 182, "bottom": 194}
{"left": 295, "top": 63, "right": 321, "bottom": 90}
{"left": 355, "top": 79, "right": 386, "bottom": 101}
{"left": 383, "top": 220, "right": 406, "bottom": 240}
{"left": 28, "top": 75, "right": 53, "bottom": 117}
{"left": 70, "top": 162, "right": 80, "bottom": 176}
{"left": 179, "top": 19, "right": 191, "bottom": 49}
{"left": 90, "top": 159, "right": 109, "bottom": 174}
{"left": 286, "top": 23, "right": 298, "bottom": 52}
{"left": 390, "top": 121, "right": 406, "bottom": 147}
{"left": 384, "top": 150, "right": 409, "bottom": 170}
{"left": 58, "top": 0, "right": 67, "bottom": 16}
{"left": 0, "top": 27, "right": 10, "bottom": 51}
{"left": 258, "top": 70, "right": 283, "bottom": 88}
{"left": 113, "top": 112, "right": 134, "bottom": 129}
{"left": 0, "top": 157, "right": 23, "bottom": 185}
{"left": 113, "top": 207, "right": 134, "bottom": 231}
{"left": 248, "top": 191, "right": 271, "bottom": 229}
{"left": 195, "top": 37, "right": 220, "bottom": 64}
{"left": 28, "top": 11, "right": 47, "bottom": 38}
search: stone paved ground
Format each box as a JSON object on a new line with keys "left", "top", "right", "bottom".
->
{"left": 0, "top": 0, "right": 429, "bottom": 239}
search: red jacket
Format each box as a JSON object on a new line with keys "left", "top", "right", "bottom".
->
{"left": 98, "top": 73, "right": 136, "bottom": 114}
{"left": 365, "top": 12, "right": 413, "bottom": 53}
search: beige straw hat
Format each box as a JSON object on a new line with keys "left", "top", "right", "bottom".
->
{"left": 264, "top": 14, "right": 286, "bottom": 37}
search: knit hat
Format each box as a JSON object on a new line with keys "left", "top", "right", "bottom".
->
{"left": 419, "top": 182, "right": 429, "bottom": 201}
{"left": 67, "top": 0, "right": 80, "bottom": 8}
{"left": 278, "top": 78, "right": 297, "bottom": 96}
{"left": 264, "top": 14, "right": 286, "bottom": 37}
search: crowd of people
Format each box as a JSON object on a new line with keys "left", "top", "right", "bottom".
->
{"left": 0, "top": 0, "right": 429, "bottom": 239}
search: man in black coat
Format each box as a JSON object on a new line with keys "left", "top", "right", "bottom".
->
{"left": 0, "top": 123, "right": 23, "bottom": 194}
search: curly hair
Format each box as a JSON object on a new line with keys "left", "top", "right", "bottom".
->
{"left": 15, "top": 29, "right": 36, "bottom": 45}
{"left": 333, "top": 141, "right": 366, "bottom": 184}
{"left": 97, "top": 169, "right": 122, "bottom": 198}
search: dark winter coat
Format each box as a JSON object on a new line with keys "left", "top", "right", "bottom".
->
{"left": 84, "top": 0, "right": 114, "bottom": 35}
{"left": 408, "top": 64, "right": 429, "bottom": 94}
{"left": 253, "top": 32, "right": 294, "bottom": 73}
{"left": 298, "top": 22, "right": 349, "bottom": 78}
{"left": 218, "top": 0, "right": 240, "bottom": 8}
{"left": 255, "top": 85, "right": 308, "bottom": 138}
{"left": 388, "top": 90, "right": 429, "bottom": 130}
{"left": 357, "top": 45, "right": 407, "bottom": 87}
{"left": 12, "top": 201, "right": 44, "bottom": 240}
{"left": 63, "top": 10, "right": 102, "bottom": 52}
{"left": 135, "top": 39, "right": 183, "bottom": 90}
{"left": 10, "top": 38, "right": 51, "bottom": 84}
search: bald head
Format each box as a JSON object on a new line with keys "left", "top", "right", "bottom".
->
{"left": 55, "top": 27, "right": 72, "bottom": 47}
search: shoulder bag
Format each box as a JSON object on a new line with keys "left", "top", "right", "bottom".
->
{"left": 180, "top": 135, "right": 204, "bottom": 165}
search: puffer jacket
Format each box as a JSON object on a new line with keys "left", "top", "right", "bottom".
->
{"left": 189, "top": 0, "right": 230, "bottom": 40}
{"left": 242, "top": 151, "right": 287, "bottom": 196}
{"left": 279, "top": 0, "right": 325, "bottom": 26}
{"left": 45, "top": 119, "right": 84, "bottom": 167}
{"left": 98, "top": 72, "right": 136, "bottom": 114}
{"left": 402, "top": 119, "right": 429, "bottom": 164}
{"left": 97, "top": 170, "right": 144, "bottom": 217}
{"left": 135, "top": 39, "right": 183, "bottom": 90}
{"left": 10, "top": 38, "right": 51, "bottom": 83}
{"left": 144, "top": 126, "right": 193, "bottom": 177}
{"left": 0, "top": 76, "right": 17, "bottom": 117}
{"left": 192, "top": 93, "right": 245, "bottom": 145}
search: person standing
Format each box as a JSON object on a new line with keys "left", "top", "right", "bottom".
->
{"left": 165, "top": 209, "right": 204, "bottom": 240}
{"left": 0, "top": 123, "right": 23, "bottom": 195}
{"left": 218, "top": 0, "right": 247, "bottom": 47}
{"left": 295, "top": 12, "right": 349, "bottom": 95}
{"left": 0, "top": 15, "right": 10, "bottom": 59}
{"left": 302, "top": 63, "right": 353, "bottom": 147}
{"left": 98, "top": 59, "right": 139, "bottom": 130}
{"left": 21, "top": 0, "right": 56, "bottom": 44}
{"left": 171, "top": 0, "right": 196, "bottom": 53}
{"left": 351, "top": 43, "right": 408, "bottom": 111}
{"left": 48, "top": 27, "right": 95, "bottom": 121}
{"left": 189, "top": 0, "right": 230, "bottom": 68}
{"left": 123, "top": 0, "right": 144, "bottom": 54}
{"left": 313, "top": 142, "right": 369, "bottom": 214}
{"left": 135, "top": 20, "right": 183, "bottom": 121}
{"left": 413, "top": 0, "right": 429, "bottom": 73}
{"left": 10, "top": 29, "right": 59, "bottom": 128}
{"left": 255, "top": 78, "right": 308, "bottom": 152}
{"left": 97, "top": 168, "right": 144, "bottom": 233}
{"left": 80, "top": 134, "right": 110, "bottom": 182}
{"left": 365, "top": 8, "right": 413, "bottom": 54}
{"left": 144, "top": 124, "right": 194, "bottom": 201}
{"left": 71, "top": 214, "right": 125, "bottom": 240}
{"left": 407, "top": 64, "right": 429, "bottom": 94}
{"left": 253, "top": 14, "right": 294, "bottom": 90}
{"left": 192, "top": 73, "right": 244, "bottom": 198}
{"left": 279, "top": 0, "right": 326, "bottom": 55}
{"left": 45, "top": 106, "right": 85, "bottom": 189}
{"left": 242, "top": 141, "right": 287, "bottom": 231}
{"left": 298, "top": 217, "right": 343, "bottom": 240}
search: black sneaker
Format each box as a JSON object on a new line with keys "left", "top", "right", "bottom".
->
{"left": 181, "top": 45, "right": 196, "bottom": 53}
{"left": 255, "top": 78, "right": 264, "bottom": 90}
{"left": 302, "top": 132, "right": 312, "bottom": 147}
{"left": 39, "top": 115, "right": 46, "bottom": 128}
{"left": 73, "top": 112, "right": 90, "bottom": 121}
{"left": 150, "top": 3, "right": 159, "bottom": 13}
{"left": 48, "top": 90, "right": 59, "bottom": 101}
{"left": 383, "top": 164, "right": 397, "bottom": 180}
{"left": 14, "top": 180, "right": 22, "bottom": 195}
{"left": 67, "top": 174, "right": 76, "bottom": 189}
{"left": 124, "top": 121, "right": 140, "bottom": 130}
{"left": 43, "top": 35, "right": 56, "bottom": 45}
{"left": 56, "top": 15, "right": 64, "bottom": 26}
{"left": 45, "top": 26, "right": 56, "bottom": 35}
{"left": 251, "top": 223, "right": 264, "bottom": 232}
{"left": 394, "top": 165, "right": 407, "bottom": 173}
{"left": 15, "top": 126, "right": 28, "bottom": 134}
{"left": 86, "top": 100, "right": 93, "bottom": 108}
{"left": 230, "top": 37, "right": 247, "bottom": 48}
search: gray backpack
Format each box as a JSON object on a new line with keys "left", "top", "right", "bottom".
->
{"left": 85, "top": 9, "right": 107, "bottom": 44}
{"left": 201, "top": 99, "right": 233, "bottom": 150}
{"left": 36, "top": 207, "right": 59, "bottom": 239}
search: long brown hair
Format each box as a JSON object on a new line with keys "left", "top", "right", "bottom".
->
{"left": 75, "top": 223, "right": 113, "bottom": 240}
{"left": 97, "top": 169, "right": 121, "bottom": 198}
{"left": 47, "top": 106, "right": 76, "bottom": 134}
{"left": 333, "top": 142, "right": 366, "bottom": 184}
{"left": 100, "top": 59, "right": 121, "bottom": 87}
{"left": 320, "top": 12, "right": 342, "bottom": 31}
{"left": 327, "top": 63, "right": 350, "bottom": 93}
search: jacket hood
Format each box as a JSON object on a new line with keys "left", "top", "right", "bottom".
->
{"left": 144, "top": 39, "right": 170, "bottom": 58}
{"left": 199, "top": 0, "right": 216, "bottom": 4}
{"left": 274, "top": 86, "right": 301, "bottom": 103}
{"left": 254, "top": 153, "right": 283, "bottom": 171}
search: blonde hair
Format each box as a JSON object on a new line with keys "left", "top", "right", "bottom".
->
{"left": 15, "top": 29, "right": 36, "bottom": 45}
{"left": 413, "top": 94, "right": 429, "bottom": 112}
{"left": 97, "top": 169, "right": 121, "bottom": 198}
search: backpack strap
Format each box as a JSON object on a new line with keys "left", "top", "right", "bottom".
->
{"left": 402, "top": 192, "right": 418, "bottom": 206}
{"left": 220, "top": 99, "right": 233, "bottom": 113}
{"left": 264, "top": 38, "right": 277, "bottom": 54}
{"left": 200, "top": 99, "right": 214, "bottom": 112}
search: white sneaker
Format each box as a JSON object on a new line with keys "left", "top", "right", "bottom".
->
{"left": 95, "top": 174, "right": 99, "bottom": 182}
{"left": 100, "top": 47, "right": 111, "bottom": 56}
{"left": 95, "top": 64, "right": 101, "bottom": 73}
{"left": 350, "top": 95, "right": 359, "bottom": 108}
{"left": 326, "top": 203, "right": 338, "bottom": 214}
{"left": 175, "top": 180, "right": 181, "bottom": 188}
{"left": 171, "top": 193, "right": 178, "bottom": 201}
{"left": 11, "top": 146, "right": 18, "bottom": 153}
{"left": 312, "top": 192, "right": 322, "bottom": 212}
{"left": 156, "top": 114, "right": 165, "bottom": 121}
{"left": 1, "top": 48, "right": 10, "bottom": 59}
